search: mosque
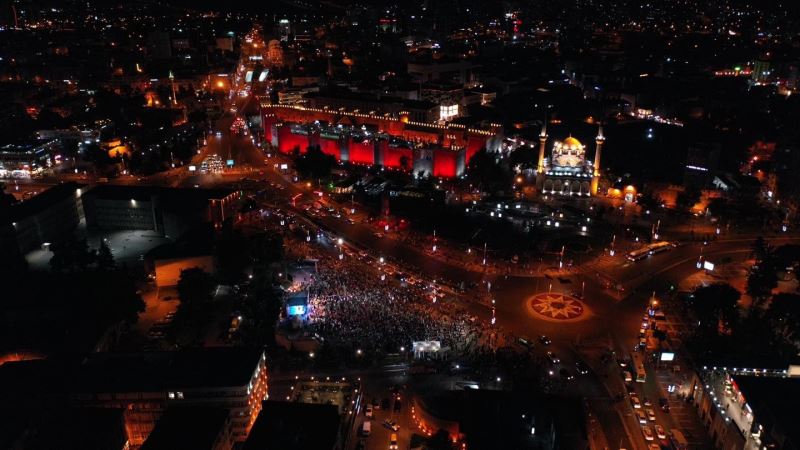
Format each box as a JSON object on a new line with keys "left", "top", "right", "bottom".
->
{"left": 535, "top": 123, "right": 605, "bottom": 196}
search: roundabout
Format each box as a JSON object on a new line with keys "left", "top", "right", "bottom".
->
{"left": 526, "top": 292, "right": 589, "bottom": 323}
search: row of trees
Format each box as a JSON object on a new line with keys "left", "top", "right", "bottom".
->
{"left": 686, "top": 238, "right": 800, "bottom": 363}
{"left": 174, "top": 226, "right": 287, "bottom": 347}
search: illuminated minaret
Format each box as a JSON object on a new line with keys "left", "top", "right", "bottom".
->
{"left": 169, "top": 70, "right": 178, "bottom": 105}
{"left": 591, "top": 123, "right": 605, "bottom": 195}
{"left": 536, "top": 119, "right": 548, "bottom": 190}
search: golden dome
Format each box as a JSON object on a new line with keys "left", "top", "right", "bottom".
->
{"left": 562, "top": 136, "right": 583, "bottom": 148}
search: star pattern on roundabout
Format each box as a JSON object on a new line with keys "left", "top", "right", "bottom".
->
{"left": 530, "top": 293, "right": 585, "bottom": 320}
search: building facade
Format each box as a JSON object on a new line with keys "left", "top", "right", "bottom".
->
{"left": 70, "top": 348, "right": 269, "bottom": 448}
{"left": 536, "top": 124, "right": 604, "bottom": 196}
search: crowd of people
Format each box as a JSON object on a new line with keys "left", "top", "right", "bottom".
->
{"left": 301, "top": 250, "right": 500, "bottom": 359}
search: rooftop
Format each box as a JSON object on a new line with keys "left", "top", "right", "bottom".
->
{"left": 243, "top": 401, "right": 340, "bottom": 450}
{"left": 72, "top": 347, "right": 265, "bottom": 393}
{"left": 733, "top": 375, "right": 800, "bottom": 448}
{"left": 8, "top": 182, "right": 83, "bottom": 222}
{"left": 141, "top": 407, "right": 230, "bottom": 450}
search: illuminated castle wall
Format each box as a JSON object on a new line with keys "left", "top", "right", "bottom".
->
{"left": 261, "top": 104, "right": 501, "bottom": 178}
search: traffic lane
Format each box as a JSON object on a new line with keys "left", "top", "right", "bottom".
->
{"left": 307, "top": 212, "right": 485, "bottom": 285}
{"left": 360, "top": 387, "right": 412, "bottom": 450}
{"left": 607, "top": 237, "right": 800, "bottom": 287}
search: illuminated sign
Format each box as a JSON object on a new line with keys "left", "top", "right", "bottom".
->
{"left": 660, "top": 352, "right": 675, "bottom": 362}
{"left": 287, "top": 305, "right": 306, "bottom": 316}
{"left": 188, "top": 165, "right": 197, "bottom": 172}
{"left": 703, "top": 261, "right": 715, "bottom": 271}
{"left": 226, "top": 159, "right": 235, "bottom": 166}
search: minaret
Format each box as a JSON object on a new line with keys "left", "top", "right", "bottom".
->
{"left": 536, "top": 119, "right": 548, "bottom": 191}
{"left": 591, "top": 123, "right": 605, "bottom": 195}
{"left": 169, "top": 70, "right": 178, "bottom": 106}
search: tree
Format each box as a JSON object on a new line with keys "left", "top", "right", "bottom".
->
{"left": 688, "top": 283, "right": 741, "bottom": 335}
{"left": 752, "top": 236, "right": 772, "bottom": 264}
{"left": 767, "top": 293, "right": 800, "bottom": 344}
{"left": 176, "top": 267, "right": 214, "bottom": 307}
{"left": 96, "top": 239, "right": 115, "bottom": 271}
{"left": 214, "top": 224, "right": 249, "bottom": 283}
{"left": 676, "top": 187, "right": 701, "bottom": 212}
{"left": 251, "top": 232, "right": 284, "bottom": 266}
{"left": 637, "top": 192, "right": 661, "bottom": 212}
{"left": 295, "top": 145, "right": 335, "bottom": 179}
{"left": 49, "top": 238, "right": 96, "bottom": 273}
{"left": 466, "top": 148, "right": 511, "bottom": 193}
{"left": 508, "top": 145, "right": 538, "bottom": 170}
{"left": 398, "top": 155, "right": 411, "bottom": 171}
{"left": 237, "top": 267, "right": 282, "bottom": 345}
{"left": 747, "top": 237, "right": 777, "bottom": 304}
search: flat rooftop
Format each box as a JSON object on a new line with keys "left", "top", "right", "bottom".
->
{"left": 733, "top": 375, "right": 800, "bottom": 448}
{"left": 8, "top": 182, "right": 82, "bottom": 222}
{"left": 141, "top": 407, "right": 230, "bottom": 450}
{"left": 72, "top": 347, "right": 265, "bottom": 393}
{"left": 243, "top": 401, "right": 340, "bottom": 450}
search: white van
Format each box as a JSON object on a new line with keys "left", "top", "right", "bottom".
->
{"left": 361, "top": 420, "right": 371, "bottom": 436}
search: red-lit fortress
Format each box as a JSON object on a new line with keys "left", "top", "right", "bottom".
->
{"left": 260, "top": 103, "right": 503, "bottom": 178}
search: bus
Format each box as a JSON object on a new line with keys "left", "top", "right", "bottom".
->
{"left": 627, "top": 247, "right": 651, "bottom": 261}
{"left": 648, "top": 241, "right": 674, "bottom": 255}
{"left": 631, "top": 352, "right": 647, "bottom": 383}
{"left": 627, "top": 241, "right": 674, "bottom": 261}
{"left": 669, "top": 429, "right": 688, "bottom": 450}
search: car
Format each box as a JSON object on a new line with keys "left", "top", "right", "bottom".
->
{"left": 383, "top": 419, "right": 399, "bottom": 432}
{"left": 646, "top": 408, "right": 656, "bottom": 422}
{"left": 648, "top": 444, "right": 661, "bottom": 450}
{"left": 394, "top": 399, "right": 402, "bottom": 412}
{"left": 631, "top": 396, "right": 641, "bottom": 409}
{"left": 655, "top": 424, "right": 667, "bottom": 440}
{"left": 546, "top": 351, "right": 560, "bottom": 365}
{"left": 559, "top": 368, "right": 574, "bottom": 381}
{"left": 636, "top": 410, "right": 647, "bottom": 424}
{"left": 642, "top": 425, "right": 654, "bottom": 441}
{"left": 623, "top": 370, "right": 633, "bottom": 383}
{"left": 365, "top": 404, "right": 373, "bottom": 418}
{"left": 644, "top": 397, "right": 653, "bottom": 407}
{"left": 381, "top": 398, "right": 390, "bottom": 409}
{"left": 659, "top": 397, "right": 670, "bottom": 413}
{"left": 517, "top": 336, "right": 534, "bottom": 350}
{"left": 372, "top": 398, "right": 380, "bottom": 410}
{"left": 539, "top": 335, "right": 552, "bottom": 345}
{"left": 575, "top": 361, "right": 590, "bottom": 375}
{"left": 389, "top": 433, "right": 398, "bottom": 450}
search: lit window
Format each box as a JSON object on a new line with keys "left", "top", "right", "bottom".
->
{"left": 439, "top": 104, "right": 459, "bottom": 121}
